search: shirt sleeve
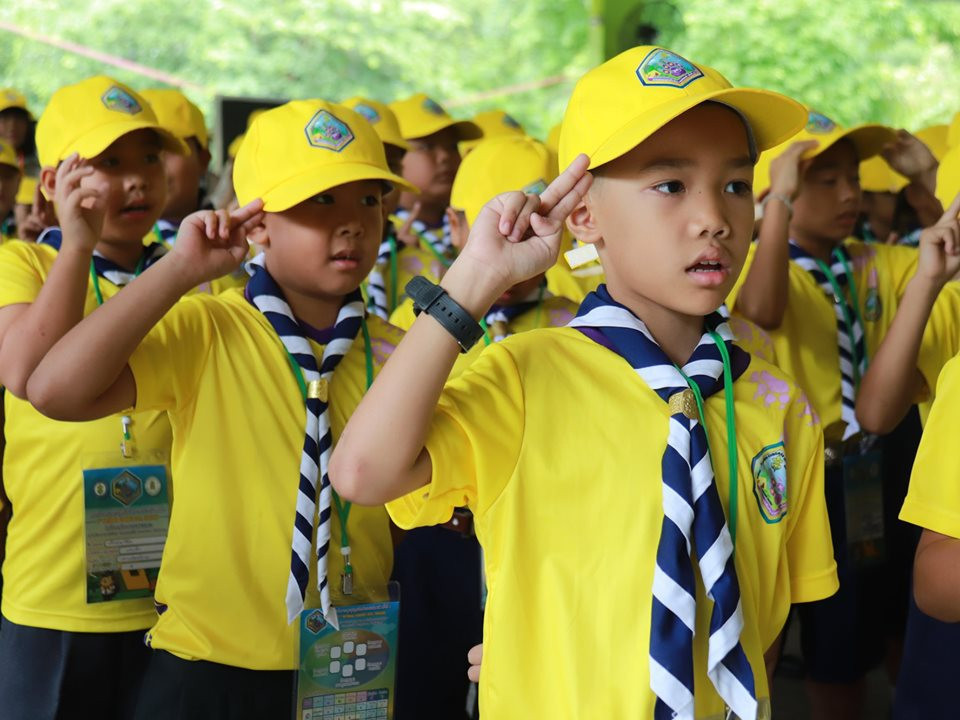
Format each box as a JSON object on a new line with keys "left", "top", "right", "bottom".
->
{"left": 916, "top": 282, "right": 960, "bottom": 403}
{"left": 783, "top": 396, "right": 839, "bottom": 603}
{"left": 0, "top": 242, "right": 44, "bottom": 307}
{"left": 127, "top": 295, "right": 213, "bottom": 413}
{"left": 901, "top": 356, "right": 960, "bottom": 538}
{"left": 386, "top": 342, "right": 525, "bottom": 529}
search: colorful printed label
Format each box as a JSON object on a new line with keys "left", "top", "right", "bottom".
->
{"left": 751, "top": 442, "right": 788, "bottom": 523}
{"left": 305, "top": 110, "right": 355, "bottom": 152}
{"left": 101, "top": 86, "right": 142, "bottom": 115}
{"left": 636, "top": 49, "right": 704, "bottom": 88}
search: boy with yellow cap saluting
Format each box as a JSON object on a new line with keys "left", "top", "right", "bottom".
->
{"left": 388, "top": 93, "right": 480, "bottom": 260}
{"left": 731, "top": 108, "right": 960, "bottom": 718}
{"left": 27, "top": 100, "right": 415, "bottom": 719}
{"left": 0, "top": 75, "right": 185, "bottom": 719}
{"left": 330, "top": 46, "right": 838, "bottom": 719}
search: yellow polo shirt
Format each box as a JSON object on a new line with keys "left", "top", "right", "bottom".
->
{"left": 0, "top": 240, "right": 171, "bottom": 632}
{"left": 388, "top": 328, "right": 837, "bottom": 719}
{"left": 901, "top": 355, "right": 960, "bottom": 537}
{"left": 128, "top": 289, "right": 402, "bottom": 670}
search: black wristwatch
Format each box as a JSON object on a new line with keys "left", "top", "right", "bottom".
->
{"left": 405, "top": 276, "right": 485, "bottom": 353}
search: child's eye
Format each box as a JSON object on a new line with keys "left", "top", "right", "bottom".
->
{"left": 146, "top": 153, "right": 161, "bottom": 164}
{"left": 361, "top": 195, "right": 381, "bottom": 207}
{"left": 725, "top": 180, "right": 752, "bottom": 195}
{"left": 98, "top": 157, "right": 119, "bottom": 168}
{"left": 653, "top": 180, "right": 684, "bottom": 194}
{"left": 312, "top": 194, "right": 335, "bottom": 205}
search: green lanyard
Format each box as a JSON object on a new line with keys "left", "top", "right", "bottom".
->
{"left": 388, "top": 233, "right": 399, "bottom": 313}
{"left": 675, "top": 330, "right": 740, "bottom": 548}
{"left": 89, "top": 254, "right": 147, "bottom": 308}
{"left": 284, "top": 317, "right": 374, "bottom": 593}
{"left": 479, "top": 284, "right": 546, "bottom": 347}
{"left": 388, "top": 213, "right": 453, "bottom": 268}
{"left": 814, "top": 248, "right": 868, "bottom": 387}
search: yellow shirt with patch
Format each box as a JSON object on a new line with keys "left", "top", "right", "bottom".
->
{"left": 900, "top": 354, "right": 960, "bottom": 537}
{"left": 729, "top": 239, "right": 960, "bottom": 435}
{"left": 0, "top": 240, "right": 172, "bottom": 632}
{"left": 388, "top": 328, "right": 837, "bottom": 719}
{"left": 545, "top": 260, "right": 605, "bottom": 303}
{"left": 128, "top": 290, "right": 403, "bottom": 670}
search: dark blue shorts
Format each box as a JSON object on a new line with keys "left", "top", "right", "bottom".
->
{"left": 133, "top": 649, "right": 295, "bottom": 720}
{"left": 0, "top": 614, "right": 150, "bottom": 720}
{"left": 893, "top": 592, "right": 960, "bottom": 720}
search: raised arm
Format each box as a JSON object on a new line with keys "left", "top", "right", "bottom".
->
{"left": 734, "top": 141, "right": 818, "bottom": 329}
{"left": 330, "top": 155, "right": 592, "bottom": 505}
{"left": 0, "top": 155, "right": 105, "bottom": 397}
{"left": 856, "top": 193, "right": 960, "bottom": 434}
{"left": 26, "top": 201, "right": 264, "bottom": 421}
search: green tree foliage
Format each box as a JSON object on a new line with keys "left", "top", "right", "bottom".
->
{"left": 2, "top": 0, "right": 959, "bottom": 150}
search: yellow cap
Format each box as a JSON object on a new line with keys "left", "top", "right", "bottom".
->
{"left": 460, "top": 109, "right": 525, "bottom": 155}
{"left": 752, "top": 108, "right": 896, "bottom": 197}
{"left": 915, "top": 124, "right": 949, "bottom": 161}
{"left": 388, "top": 93, "right": 482, "bottom": 142}
{"left": 140, "top": 88, "right": 208, "bottom": 150}
{"left": 450, "top": 136, "right": 556, "bottom": 226}
{"left": 36, "top": 76, "right": 186, "bottom": 168}
{"left": 341, "top": 97, "right": 409, "bottom": 151}
{"left": 233, "top": 100, "right": 417, "bottom": 212}
{"left": 545, "top": 122, "right": 562, "bottom": 156}
{"left": 859, "top": 155, "right": 908, "bottom": 194}
{"left": 0, "top": 89, "right": 32, "bottom": 119}
{"left": 948, "top": 111, "right": 960, "bottom": 149}
{"left": 559, "top": 46, "right": 807, "bottom": 172}
{"left": 15, "top": 174, "right": 36, "bottom": 205}
{"left": 0, "top": 139, "right": 19, "bottom": 171}
{"left": 936, "top": 143, "right": 960, "bottom": 209}
{"left": 227, "top": 109, "right": 270, "bottom": 159}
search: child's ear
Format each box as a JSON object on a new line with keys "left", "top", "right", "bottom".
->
{"left": 445, "top": 207, "right": 468, "bottom": 250}
{"left": 40, "top": 166, "right": 57, "bottom": 202}
{"left": 248, "top": 222, "right": 270, "bottom": 249}
{"left": 566, "top": 196, "right": 602, "bottom": 247}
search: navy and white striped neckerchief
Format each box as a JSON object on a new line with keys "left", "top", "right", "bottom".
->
{"left": 366, "top": 227, "right": 399, "bottom": 320}
{"left": 569, "top": 285, "right": 757, "bottom": 720}
{"left": 38, "top": 227, "right": 167, "bottom": 287}
{"left": 392, "top": 207, "right": 452, "bottom": 257}
{"left": 152, "top": 219, "right": 178, "bottom": 247}
{"left": 245, "top": 252, "right": 364, "bottom": 627}
{"left": 788, "top": 241, "right": 865, "bottom": 439}
{"left": 483, "top": 284, "right": 547, "bottom": 342}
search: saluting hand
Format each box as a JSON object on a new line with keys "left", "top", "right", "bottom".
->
{"left": 916, "top": 191, "right": 960, "bottom": 287}
{"left": 171, "top": 199, "right": 265, "bottom": 286}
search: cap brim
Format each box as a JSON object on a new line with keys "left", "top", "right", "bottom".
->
{"left": 258, "top": 162, "right": 419, "bottom": 212}
{"left": 65, "top": 120, "right": 188, "bottom": 163}
{"left": 382, "top": 137, "right": 411, "bottom": 152}
{"left": 803, "top": 124, "right": 897, "bottom": 162}
{"left": 587, "top": 88, "right": 807, "bottom": 170}
{"left": 406, "top": 119, "right": 483, "bottom": 142}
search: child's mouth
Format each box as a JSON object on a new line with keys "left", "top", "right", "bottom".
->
{"left": 685, "top": 260, "right": 729, "bottom": 287}
{"left": 120, "top": 204, "right": 151, "bottom": 220}
{"left": 330, "top": 251, "right": 361, "bottom": 270}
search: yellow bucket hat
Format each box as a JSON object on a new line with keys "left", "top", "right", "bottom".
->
{"left": 0, "top": 89, "right": 32, "bottom": 119}
{"left": 559, "top": 46, "right": 807, "bottom": 172}
{"left": 140, "top": 88, "right": 208, "bottom": 150}
{"left": 388, "top": 93, "right": 481, "bottom": 142}
{"left": 36, "top": 76, "right": 186, "bottom": 168}
{"left": 752, "top": 108, "right": 896, "bottom": 197}
{"left": 0, "top": 139, "right": 19, "bottom": 171}
{"left": 450, "top": 136, "right": 556, "bottom": 226}
{"left": 233, "top": 99, "right": 417, "bottom": 212}
{"left": 341, "top": 97, "right": 409, "bottom": 151}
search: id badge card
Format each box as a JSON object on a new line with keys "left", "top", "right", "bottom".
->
{"left": 296, "top": 582, "right": 400, "bottom": 720}
{"left": 82, "top": 448, "right": 171, "bottom": 603}
{"left": 843, "top": 448, "right": 885, "bottom": 568}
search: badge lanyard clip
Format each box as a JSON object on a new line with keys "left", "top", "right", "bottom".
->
{"left": 120, "top": 415, "right": 137, "bottom": 458}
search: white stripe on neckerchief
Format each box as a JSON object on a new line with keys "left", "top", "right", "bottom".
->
{"left": 569, "top": 285, "right": 757, "bottom": 720}
{"left": 38, "top": 227, "right": 167, "bottom": 286}
{"left": 393, "top": 207, "right": 452, "bottom": 256}
{"left": 366, "top": 227, "right": 398, "bottom": 320}
{"left": 246, "top": 252, "right": 364, "bottom": 627}
{"left": 787, "top": 241, "right": 865, "bottom": 439}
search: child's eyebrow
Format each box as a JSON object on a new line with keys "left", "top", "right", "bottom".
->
{"left": 639, "top": 155, "right": 754, "bottom": 173}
